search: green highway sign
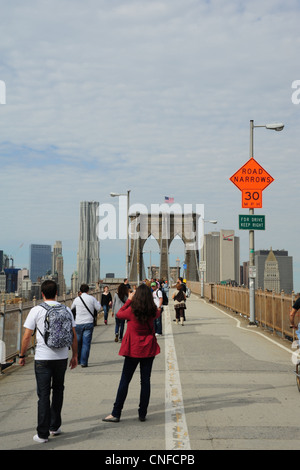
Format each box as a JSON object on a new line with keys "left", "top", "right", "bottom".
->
{"left": 239, "top": 214, "right": 265, "bottom": 230}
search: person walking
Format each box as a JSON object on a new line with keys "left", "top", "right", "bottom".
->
{"left": 71, "top": 284, "right": 101, "bottom": 367}
{"left": 19, "top": 280, "right": 78, "bottom": 443}
{"left": 290, "top": 296, "right": 300, "bottom": 329}
{"left": 151, "top": 282, "right": 163, "bottom": 336}
{"left": 112, "top": 283, "right": 129, "bottom": 342}
{"left": 172, "top": 282, "right": 186, "bottom": 325}
{"left": 102, "top": 284, "right": 161, "bottom": 423}
{"left": 101, "top": 286, "right": 112, "bottom": 325}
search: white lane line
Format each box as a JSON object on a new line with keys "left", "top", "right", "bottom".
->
{"left": 164, "top": 305, "right": 191, "bottom": 450}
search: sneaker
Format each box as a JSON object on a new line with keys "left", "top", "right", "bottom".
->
{"left": 50, "top": 428, "right": 61, "bottom": 436}
{"left": 33, "top": 434, "right": 48, "bottom": 443}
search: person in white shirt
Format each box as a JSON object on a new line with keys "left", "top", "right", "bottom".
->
{"left": 71, "top": 284, "right": 101, "bottom": 367}
{"left": 19, "top": 280, "right": 77, "bottom": 444}
{"left": 151, "top": 282, "right": 163, "bottom": 336}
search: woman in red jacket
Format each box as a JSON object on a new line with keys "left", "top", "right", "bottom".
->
{"left": 102, "top": 283, "right": 161, "bottom": 422}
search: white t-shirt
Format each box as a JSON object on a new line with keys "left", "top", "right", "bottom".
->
{"left": 23, "top": 301, "right": 76, "bottom": 361}
{"left": 71, "top": 292, "right": 101, "bottom": 325}
{"left": 153, "top": 289, "right": 162, "bottom": 308}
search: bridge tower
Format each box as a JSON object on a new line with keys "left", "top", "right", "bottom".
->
{"left": 128, "top": 212, "right": 200, "bottom": 283}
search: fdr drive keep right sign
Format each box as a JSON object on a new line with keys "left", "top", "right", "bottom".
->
{"left": 230, "top": 158, "right": 274, "bottom": 208}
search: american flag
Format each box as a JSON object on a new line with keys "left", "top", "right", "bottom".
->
{"left": 165, "top": 196, "right": 174, "bottom": 203}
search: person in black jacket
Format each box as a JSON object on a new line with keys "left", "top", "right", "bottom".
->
{"left": 101, "top": 286, "right": 112, "bottom": 325}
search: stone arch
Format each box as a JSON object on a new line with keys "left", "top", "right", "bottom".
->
{"left": 129, "top": 212, "right": 200, "bottom": 283}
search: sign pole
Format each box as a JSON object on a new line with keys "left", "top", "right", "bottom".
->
{"left": 230, "top": 120, "right": 281, "bottom": 324}
{"left": 249, "top": 120, "right": 255, "bottom": 324}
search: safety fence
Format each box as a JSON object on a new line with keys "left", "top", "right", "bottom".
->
{"left": 188, "top": 281, "right": 299, "bottom": 342}
{"left": 0, "top": 284, "right": 118, "bottom": 370}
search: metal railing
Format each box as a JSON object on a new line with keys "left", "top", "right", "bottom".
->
{"left": 188, "top": 281, "right": 299, "bottom": 342}
{"left": 0, "top": 284, "right": 118, "bottom": 371}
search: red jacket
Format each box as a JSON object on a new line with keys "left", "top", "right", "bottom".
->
{"left": 117, "top": 299, "right": 161, "bottom": 358}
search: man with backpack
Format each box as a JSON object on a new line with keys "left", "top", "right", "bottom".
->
{"left": 19, "top": 280, "right": 77, "bottom": 444}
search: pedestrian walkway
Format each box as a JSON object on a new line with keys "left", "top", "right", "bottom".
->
{"left": 1, "top": 291, "right": 299, "bottom": 450}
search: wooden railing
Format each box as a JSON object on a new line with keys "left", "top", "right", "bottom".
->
{"left": 187, "top": 281, "right": 299, "bottom": 341}
{"left": 0, "top": 284, "right": 118, "bottom": 369}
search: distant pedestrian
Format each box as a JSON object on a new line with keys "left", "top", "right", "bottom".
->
{"left": 19, "top": 280, "right": 77, "bottom": 443}
{"left": 177, "top": 277, "right": 186, "bottom": 293}
{"left": 124, "top": 278, "right": 131, "bottom": 290}
{"left": 102, "top": 284, "right": 161, "bottom": 422}
{"left": 172, "top": 282, "right": 186, "bottom": 325}
{"left": 161, "top": 280, "right": 169, "bottom": 300}
{"left": 112, "top": 283, "right": 129, "bottom": 342}
{"left": 177, "top": 277, "right": 187, "bottom": 320}
{"left": 101, "top": 286, "right": 112, "bottom": 325}
{"left": 151, "top": 282, "right": 163, "bottom": 336}
{"left": 71, "top": 284, "right": 101, "bottom": 367}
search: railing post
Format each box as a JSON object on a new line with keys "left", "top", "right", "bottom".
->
{"left": 0, "top": 301, "right": 6, "bottom": 374}
{"left": 281, "top": 290, "right": 284, "bottom": 338}
{"left": 17, "top": 300, "right": 23, "bottom": 354}
{"left": 272, "top": 290, "right": 275, "bottom": 334}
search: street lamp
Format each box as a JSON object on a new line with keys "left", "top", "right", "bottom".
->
{"left": 110, "top": 190, "right": 131, "bottom": 279}
{"left": 248, "top": 120, "right": 284, "bottom": 324}
{"left": 200, "top": 219, "right": 218, "bottom": 298}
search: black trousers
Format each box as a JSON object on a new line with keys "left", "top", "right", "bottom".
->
{"left": 112, "top": 356, "right": 155, "bottom": 419}
{"left": 34, "top": 359, "right": 68, "bottom": 439}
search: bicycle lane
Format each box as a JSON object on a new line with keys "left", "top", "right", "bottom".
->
{"left": 171, "top": 293, "right": 300, "bottom": 450}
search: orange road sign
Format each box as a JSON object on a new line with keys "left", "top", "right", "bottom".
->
{"left": 241, "top": 189, "right": 262, "bottom": 208}
{"left": 230, "top": 158, "right": 274, "bottom": 208}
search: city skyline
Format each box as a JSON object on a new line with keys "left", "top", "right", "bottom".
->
{"left": 0, "top": 2, "right": 299, "bottom": 292}
{"left": 0, "top": 225, "right": 296, "bottom": 294}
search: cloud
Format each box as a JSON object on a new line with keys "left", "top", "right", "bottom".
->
{"left": 0, "top": 0, "right": 299, "bottom": 288}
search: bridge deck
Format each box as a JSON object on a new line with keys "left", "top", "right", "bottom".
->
{"left": 0, "top": 291, "right": 299, "bottom": 451}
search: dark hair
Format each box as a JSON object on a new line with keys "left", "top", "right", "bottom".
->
{"left": 131, "top": 284, "right": 157, "bottom": 324}
{"left": 41, "top": 280, "right": 57, "bottom": 299}
{"left": 118, "top": 283, "right": 129, "bottom": 303}
{"left": 80, "top": 284, "right": 89, "bottom": 293}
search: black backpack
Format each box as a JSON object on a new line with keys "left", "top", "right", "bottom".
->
{"left": 158, "top": 288, "right": 169, "bottom": 306}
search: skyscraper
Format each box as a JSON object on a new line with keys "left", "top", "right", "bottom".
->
{"left": 30, "top": 244, "right": 52, "bottom": 282}
{"left": 264, "top": 248, "right": 280, "bottom": 293}
{"left": 255, "top": 248, "right": 293, "bottom": 294}
{"left": 52, "top": 241, "right": 62, "bottom": 274}
{"left": 77, "top": 201, "right": 100, "bottom": 288}
{"left": 201, "top": 230, "right": 240, "bottom": 284}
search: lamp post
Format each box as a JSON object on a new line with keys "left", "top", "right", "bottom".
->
{"left": 200, "top": 219, "right": 217, "bottom": 298}
{"left": 248, "top": 120, "right": 284, "bottom": 324}
{"left": 110, "top": 190, "right": 131, "bottom": 279}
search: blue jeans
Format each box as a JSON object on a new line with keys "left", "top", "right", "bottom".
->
{"left": 103, "top": 305, "right": 109, "bottom": 322}
{"left": 115, "top": 317, "right": 125, "bottom": 340}
{"left": 35, "top": 359, "right": 68, "bottom": 439}
{"left": 112, "top": 356, "right": 155, "bottom": 419}
{"left": 75, "top": 323, "right": 94, "bottom": 366}
{"left": 154, "top": 312, "right": 162, "bottom": 335}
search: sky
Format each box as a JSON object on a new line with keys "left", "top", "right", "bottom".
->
{"left": 0, "top": 0, "right": 300, "bottom": 291}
